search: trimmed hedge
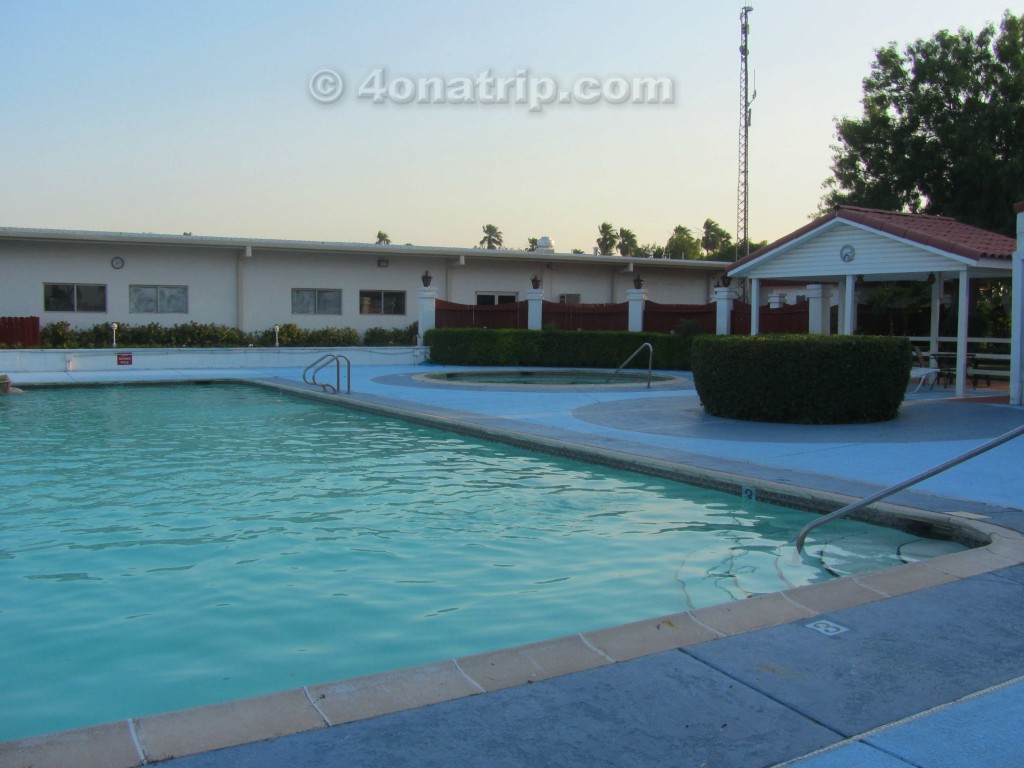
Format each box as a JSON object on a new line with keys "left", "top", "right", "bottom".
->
{"left": 690, "top": 334, "right": 911, "bottom": 424}
{"left": 422, "top": 328, "right": 697, "bottom": 370}
{"left": 34, "top": 321, "right": 416, "bottom": 349}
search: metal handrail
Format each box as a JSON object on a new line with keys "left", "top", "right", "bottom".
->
{"left": 606, "top": 343, "right": 654, "bottom": 388}
{"left": 302, "top": 353, "right": 351, "bottom": 394}
{"left": 796, "top": 423, "right": 1024, "bottom": 553}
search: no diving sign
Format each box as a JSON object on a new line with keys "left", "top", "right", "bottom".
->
{"left": 116, "top": 353, "right": 133, "bottom": 366}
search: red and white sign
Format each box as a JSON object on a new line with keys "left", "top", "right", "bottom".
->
{"left": 116, "top": 353, "right": 133, "bottom": 366}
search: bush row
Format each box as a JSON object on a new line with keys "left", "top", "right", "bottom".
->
{"left": 422, "top": 328, "right": 697, "bottom": 370}
{"left": 690, "top": 334, "right": 911, "bottom": 424}
{"left": 34, "top": 321, "right": 418, "bottom": 349}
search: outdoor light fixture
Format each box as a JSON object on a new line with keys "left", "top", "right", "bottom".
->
{"left": 110, "top": 322, "right": 118, "bottom": 349}
{"left": 927, "top": 273, "right": 937, "bottom": 285}
{"left": 531, "top": 274, "right": 542, "bottom": 289}
{"left": 421, "top": 271, "right": 433, "bottom": 287}
{"left": 633, "top": 273, "right": 644, "bottom": 289}
{"left": 273, "top": 324, "right": 280, "bottom": 347}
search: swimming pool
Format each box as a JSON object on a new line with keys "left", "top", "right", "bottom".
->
{"left": 0, "top": 383, "right": 964, "bottom": 741}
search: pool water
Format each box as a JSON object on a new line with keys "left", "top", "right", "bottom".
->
{"left": 0, "top": 384, "right": 963, "bottom": 741}
{"left": 423, "top": 369, "right": 675, "bottom": 386}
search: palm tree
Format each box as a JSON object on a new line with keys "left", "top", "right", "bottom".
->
{"left": 479, "top": 224, "right": 503, "bottom": 250}
{"left": 375, "top": 230, "right": 391, "bottom": 245}
{"left": 700, "top": 219, "right": 731, "bottom": 258}
{"left": 595, "top": 222, "right": 619, "bottom": 255}
{"left": 665, "top": 225, "right": 702, "bottom": 260}
{"left": 527, "top": 237, "right": 538, "bottom": 252}
{"left": 617, "top": 228, "right": 639, "bottom": 256}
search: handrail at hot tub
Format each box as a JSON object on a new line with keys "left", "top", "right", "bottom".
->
{"left": 607, "top": 343, "right": 653, "bottom": 388}
{"left": 796, "top": 422, "right": 1024, "bottom": 553}
{"left": 302, "top": 353, "right": 351, "bottom": 394}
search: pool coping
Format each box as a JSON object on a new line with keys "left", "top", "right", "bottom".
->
{"left": 4, "top": 377, "right": 1024, "bottom": 768}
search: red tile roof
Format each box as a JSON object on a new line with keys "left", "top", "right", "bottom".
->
{"left": 731, "top": 206, "right": 1018, "bottom": 273}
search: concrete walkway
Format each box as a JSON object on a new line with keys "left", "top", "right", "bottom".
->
{"left": 4, "top": 363, "right": 1023, "bottom": 767}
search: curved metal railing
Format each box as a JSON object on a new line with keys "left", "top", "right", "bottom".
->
{"left": 302, "top": 354, "right": 351, "bottom": 394}
{"left": 796, "top": 423, "right": 1024, "bottom": 553}
{"left": 606, "top": 342, "right": 654, "bottom": 388}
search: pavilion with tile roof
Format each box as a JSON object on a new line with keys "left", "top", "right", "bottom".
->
{"left": 725, "top": 203, "right": 1024, "bottom": 403}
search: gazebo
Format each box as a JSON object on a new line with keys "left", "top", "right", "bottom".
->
{"left": 723, "top": 204, "right": 1024, "bottom": 403}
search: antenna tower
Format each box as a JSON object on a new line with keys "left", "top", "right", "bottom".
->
{"left": 736, "top": 5, "right": 755, "bottom": 260}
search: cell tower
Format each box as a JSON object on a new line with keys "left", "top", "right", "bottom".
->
{"left": 736, "top": 5, "right": 756, "bottom": 260}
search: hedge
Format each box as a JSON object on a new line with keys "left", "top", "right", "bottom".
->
{"left": 422, "top": 328, "right": 697, "bottom": 370}
{"left": 31, "top": 321, "right": 417, "bottom": 349}
{"left": 690, "top": 334, "right": 911, "bottom": 424}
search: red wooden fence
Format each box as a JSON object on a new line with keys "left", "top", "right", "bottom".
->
{"left": 643, "top": 302, "right": 717, "bottom": 334}
{"left": 541, "top": 301, "right": 628, "bottom": 331}
{"left": 0, "top": 316, "right": 40, "bottom": 346}
{"left": 729, "top": 301, "right": 809, "bottom": 335}
{"left": 435, "top": 299, "right": 528, "bottom": 329}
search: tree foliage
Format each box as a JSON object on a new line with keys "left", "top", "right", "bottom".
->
{"left": 375, "top": 230, "right": 391, "bottom": 245}
{"left": 664, "top": 225, "right": 702, "bottom": 260}
{"left": 479, "top": 224, "right": 503, "bottom": 249}
{"left": 821, "top": 11, "right": 1024, "bottom": 235}
{"left": 616, "top": 227, "right": 639, "bottom": 256}
{"left": 595, "top": 222, "right": 619, "bottom": 255}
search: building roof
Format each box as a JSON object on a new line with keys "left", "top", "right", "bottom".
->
{"left": 730, "top": 206, "right": 1017, "bottom": 274}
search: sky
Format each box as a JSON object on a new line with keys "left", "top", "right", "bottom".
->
{"left": 0, "top": 1, "right": 1017, "bottom": 253}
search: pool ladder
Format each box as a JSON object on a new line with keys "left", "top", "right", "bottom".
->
{"left": 796, "top": 422, "right": 1024, "bottom": 554}
{"left": 606, "top": 342, "right": 654, "bottom": 388}
{"left": 303, "top": 354, "right": 351, "bottom": 394}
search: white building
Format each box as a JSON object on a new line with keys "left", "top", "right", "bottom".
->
{"left": 0, "top": 228, "right": 729, "bottom": 334}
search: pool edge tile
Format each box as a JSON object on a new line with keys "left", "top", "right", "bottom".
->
{"left": 309, "top": 659, "right": 484, "bottom": 725}
{"left": 0, "top": 721, "right": 142, "bottom": 768}
{"left": 582, "top": 612, "right": 721, "bottom": 661}
{"left": 691, "top": 591, "right": 817, "bottom": 637}
{"left": 133, "top": 688, "right": 326, "bottom": 763}
{"left": 854, "top": 560, "right": 959, "bottom": 597}
{"left": 455, "top": 634, "right": 612, "bottom": 692}
{"left": 782, "top": 576, "right": 890, "bottom": 615}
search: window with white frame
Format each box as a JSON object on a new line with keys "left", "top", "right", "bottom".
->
{"left": 475, "top": 292, "right": 518, "bottom": 305}
{"left": 558, "top": 293, "right": 581, "bottom": 304}
{"left": 43, "top": 283, "right": 107, "bottom": 312}
{"left": 130, "top": 285, "right": 189, "bottom": 313}
{"left": 359, "top": 290, "right": 406, "bottom": 315}
{"left": 292, "top": 288, "right": 342, "bottom": 315}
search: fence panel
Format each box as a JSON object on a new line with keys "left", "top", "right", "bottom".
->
{"left": 435, "top": 300, "right": 527, "bottom": 329}
{"left": 643, "top": 302, "right": 717, "bottom": 334}
{"left": 541, "top": 301, "right": 628, "bottom": 331}
{"left": 0, "top": 316, "right": 41, "bottom": 346}
{"left": 760, "top": 302, "right": 809, "bottom": 334}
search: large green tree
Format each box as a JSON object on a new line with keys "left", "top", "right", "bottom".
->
{"left": 821, "top": 11, "right": 1024, "bottom": 235}
{"left": 664, "top": 225, "right": 702, "bottom": 260}
{"left": 700, "top": 219, "right": 732, "bottom": 258}
{"left": 616, "top": 227, "right": 639, "bottom": 256}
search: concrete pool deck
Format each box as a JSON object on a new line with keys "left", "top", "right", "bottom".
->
{"left": 3, "top": 363, "right": 1024, "bottom": 767}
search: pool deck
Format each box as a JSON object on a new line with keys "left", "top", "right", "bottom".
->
{"left": 3, "top": 363, "right": 1024, "bottom": 768}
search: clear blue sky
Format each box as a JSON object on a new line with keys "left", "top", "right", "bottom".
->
{"left": 0, "top": 1, "right": 1015, "bottom": 252}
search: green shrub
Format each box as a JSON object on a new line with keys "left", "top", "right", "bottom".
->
{"left": 363, "top": 323, "right": 418, "bottom": 346}
{"left": 690, "top": 334, "right": 911, "bottom": 424}
{"left": 422, "top": 328, "right": 697, "bottom": 370}
{"left": 36, "top": 322, "right": 361, "bottom": 349}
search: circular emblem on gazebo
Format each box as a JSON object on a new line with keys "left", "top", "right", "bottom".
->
{"left": 839, "top": 244, "right": 856, "bottom": 263}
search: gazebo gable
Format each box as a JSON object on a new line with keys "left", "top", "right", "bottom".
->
{"left": 730, "top": 219, "right": 972, "bottom": 281}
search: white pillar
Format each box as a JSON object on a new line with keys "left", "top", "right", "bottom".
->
{"left": 627, "top": 287, "right": 646, "bottom": 332}
{"left": 1011, "top": 202, "right": 1024, "bottom": 405}
{"left": 768, "top": 292, "right": 787, "bottom": 309}
{"left": 527, "top": 288, "right": 544, "bottom": 330}
{"left": 841, "top": 277, "right": 857, "bottom": 335}
{"left": 715, "top": 286, "right": 738, "bottom": 335}
{"left": 929, "top": 275, "right": 942, "bottom": 355}
{"left": 417, "top": 287, "right": 437, "bottom": 337}
{"left": 805, "top": 284, "right": 830, "bottom": 335}
{"left": 749, "top": 277, "right": 761, "bottom": 335}
{"left": 955, "top": 272, "right": 969, "bottom": 397}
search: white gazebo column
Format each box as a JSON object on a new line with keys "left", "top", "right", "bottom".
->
{"left": 749, "top": 277, "right": 761, "bottom": 335}
{"left": 627, "top": 287, "right": 646, "bottom": 332}
{"left": 417, "top": 286, "right": 437, "bottom": 337}
{"left": 714, "top": 286, "right": 738, "bottom": 335}
{"left": 929, "top": 275, "right": 942, "bottom": 355}
{"left": 805, "top": 284, "right": 830, "bottom": 334}
{"left": 527, "top": 287, "right": 544, "bottom": 330}
{"left": 840, "top": 276, "right": 857, "bottom": 335}
{"left": 955, "top": 272, "right": 969, "bottom": 398}
{"left": 1011, "top": 202, "right": 1024, "bottom": 406}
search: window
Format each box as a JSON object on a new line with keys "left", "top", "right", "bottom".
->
{"left": 559, "top": 293, "right": 581, "bottom": 304}
{"left": 292, "top": 288, "right": 342, "bottom": 315}
{"left": 130, "top": 285, "right": 189, "bottom": 313}
{"left": 359, "top": 290, "right": 406, "bottom": 315}
{"left": 43, "top": 283, "right": 107, "bottom": 312}
{"left": 476, "top": 293, "right": 518, "bottom": 306}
